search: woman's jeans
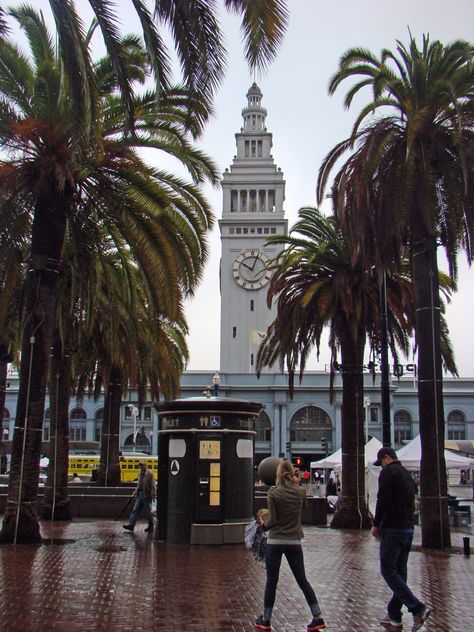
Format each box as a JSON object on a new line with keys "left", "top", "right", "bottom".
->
{"left": 264, "top": 543, "right": 320, "bottom": 614}
{"left": 380, "top": 529, "right": 423, "bottom": 621}
{"left": 129, "top": 491, "right": 153, "bottom": 528}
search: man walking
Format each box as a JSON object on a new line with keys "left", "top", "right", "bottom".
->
{"left": 123, "top": 459, "right": 155, "bottom": 533}
{"left": 371, "top": 447, "right": 431, "bottom": 632}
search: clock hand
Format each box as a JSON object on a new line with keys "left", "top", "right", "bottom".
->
{"left": 250, "top": 256, "right": 259, "bottom": 271}
{"left": 241, "top": 262, "right": 254, "bottom": 271}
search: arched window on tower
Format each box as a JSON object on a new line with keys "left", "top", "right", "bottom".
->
{"left": 447, "top": 410, "right": 466, "bottom": 440}
{"left": 268, "top": 190, "right": 275, "bottom": 212}
{"left": 394, "top": 410, "right": 412, "bottom": 446}
{"left": 249, "top": 189, "right": 257, "bottom": 212}
{"left": 255, "top": 411, "right": 271, "bottom": 442}
{"left": 241, "top": 190, "right": 247, "bottom": 212}
{"left": 231, "top": 190, "right": 239, "bottom": 212}
{"left": 43, "top": 408, "right": 50, "bottom": 441}
{"left": 289, "top": 406, "right": 332, "bottom": 447}
{"left": 70, "top": 408, "right": 87, "bottom": 442}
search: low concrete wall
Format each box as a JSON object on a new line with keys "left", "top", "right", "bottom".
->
{"left": 0, "top": 485, "right": 328, "bottom": 526}
{"left": 254, "top": 493, "right": 327, "bottom": 526}
{"left": 0, "top": 484, "right": 135, "bottom": 519}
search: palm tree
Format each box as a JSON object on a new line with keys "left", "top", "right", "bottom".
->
{"left": 318, "top": 35, "right": 474, "bottom": 548}
{"left": 73, "top": 247, "right": 189, "bottom": 487}
{"left": 257, "top": 208, "right": 417, "bottom": 529}
{"left": 0, "top": 0, "right": 288, "bottom": 541}
{"left": 43, "top": 0, "right": 288, "bottom": 134}
{"left": 0, "top": 9, "right": 217, "bottom": 542}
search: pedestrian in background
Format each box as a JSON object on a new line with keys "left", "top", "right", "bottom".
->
{"left": 123, "top": 459, "right": 155, "bottom": 533}
{"left": 371, "top": 447, "right": 431, "bottom": 632}
{"left": 254, "top": 460, "right": 326, "bottom": 632}
{"left": 325, "top": 475, "right": 337, "bottom": 497}
{"left": 292, "top": 467, "right": 301, "bottom": 485}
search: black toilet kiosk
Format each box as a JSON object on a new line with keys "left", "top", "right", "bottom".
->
{"left": 155, "top": 397, "right": 261, "bottom": 544}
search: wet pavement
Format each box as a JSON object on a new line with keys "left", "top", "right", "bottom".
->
{"left": 0, "top": 516, "right": 472, "bottom": 632}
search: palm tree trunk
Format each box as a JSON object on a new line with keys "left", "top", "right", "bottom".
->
{"left": 331, "top": 326, "right": 372, "bottom": 529}
{"left": 97, "top": 365, "right": 122, "bottom": 486}
{"left": 41, "top": 329, "right": 71, "bottom": 520}
{"left": 0, "top": 195, "right": 67, "bottom": 543}
{"left": 411, "top": 234, "right": 450, "bottom": 549}
{"left": 0, "top": 354, "right": 9, "bottom": 474}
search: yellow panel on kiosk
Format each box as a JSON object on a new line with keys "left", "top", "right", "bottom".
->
{"left": 210, "top": 478, "right": 220, "bottom": 491}
{"left": 209, "top": 491, "right": 220, "bottom": 506}
{"left": 210, "top": 462, "right": 220, "bottom": 476}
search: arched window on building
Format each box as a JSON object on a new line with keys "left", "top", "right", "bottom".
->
{"left": 255, "top": 411, "right": 271, "bottom": 442}
{"left": 289, "top": 406, "right": 332, "bottom": 446}
{"left": 70, "top": 408, "right": 87, "bottom": 442}
{"left": 447, "top": 410, "right": 466, "bottom": 440}
{"left": 124, "top": 431, "right": 151, "bottom": 453}
{"left": 94, "top": 409, "right": 103, "bottom": 443}
{"left": 2, "top": 408, "right": 10, "bottom": 440}
{"left": 43, "top": 409, "right": 50, "bottom": 441}
{"left": 394, "top": 410, "right": 412, "bottom": 446}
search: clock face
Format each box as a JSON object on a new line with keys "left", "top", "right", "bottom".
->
{"left": 232, "top": 249, "right": 271, "bottom": 290}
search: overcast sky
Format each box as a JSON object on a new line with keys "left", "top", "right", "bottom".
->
{"left": 7, "top": 1, "right": 474, "bottom": 376}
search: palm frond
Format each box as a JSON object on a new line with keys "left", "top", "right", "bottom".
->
{"left": 224, "top": 0, "right": 289, "bottom": 73}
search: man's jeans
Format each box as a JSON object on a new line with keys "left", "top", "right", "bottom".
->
{"left": 380, "top": 528, "right": 423, "bottom": 622}
{"left": 128, "top": 491, "right": 153, "bottom": 528}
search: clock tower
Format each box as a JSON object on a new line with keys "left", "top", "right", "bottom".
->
{"left": 219, "top": 83, "right": 287, "bottom": 373}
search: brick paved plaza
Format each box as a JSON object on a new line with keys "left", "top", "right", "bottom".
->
{"left": 0, "top": 517, "right": 472, "bottom": 632}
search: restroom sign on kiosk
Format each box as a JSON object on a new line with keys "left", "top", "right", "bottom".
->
{"left": 170, "top": 459, "right": 180, "bottom": 475}
{"left": 199, "top": 440, "right": 221, "bottom": 459}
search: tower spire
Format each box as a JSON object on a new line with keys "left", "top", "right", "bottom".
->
{"left": 242, "top": 83, "right": 267, "bottom": 133}
{"left": 218, "top": 85, "right": 287, "bottom": 373}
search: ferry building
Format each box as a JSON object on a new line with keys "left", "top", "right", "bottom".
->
{"left": 3, "top": 85, "right": 474, "bottom": 469}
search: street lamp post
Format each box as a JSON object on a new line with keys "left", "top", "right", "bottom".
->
{"left": 379, "top": 272, "right": 392, "bottom": 446}
{"left": 131, "top": 406, "right": 139, "bottom": 453}
{"left": 212, "top": 372, "right": 221, "bottom": 397}
{"left": 363, "top": 397, "right": 370, "bottom": 444}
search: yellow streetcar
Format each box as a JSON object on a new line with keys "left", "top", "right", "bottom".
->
{"left": 68, "top": 453, "right": 158, "bottom": 482}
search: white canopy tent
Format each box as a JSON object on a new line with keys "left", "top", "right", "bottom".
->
{"left": 311, "top": 435, "right": 473, "bottom": 516}
{"left": 310, "top": 437, "right": 383, "bottom": 470}
{"left": 310, "top": 448, "right": 341, "bottom": 470}
{"left": 310, "top": 438, "right": 383, "bottom": 514}
{"left": 395, "top": 434, "right": 474, "bottom": 471}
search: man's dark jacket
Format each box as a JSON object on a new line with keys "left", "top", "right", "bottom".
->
{"left": 373, "top": 460, "right": 416, "bottom": 529}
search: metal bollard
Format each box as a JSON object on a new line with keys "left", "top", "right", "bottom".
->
{"left": 463, "top": 536, "right": 470, "bottom": 556}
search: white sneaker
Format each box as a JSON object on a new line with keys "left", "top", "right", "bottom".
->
{"left": 380, "top": 616, "right": 402, "bottom": 630}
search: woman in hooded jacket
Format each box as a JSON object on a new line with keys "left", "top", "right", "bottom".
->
{"left": 254, "top": 460, "right": 326, "bottom": 631}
